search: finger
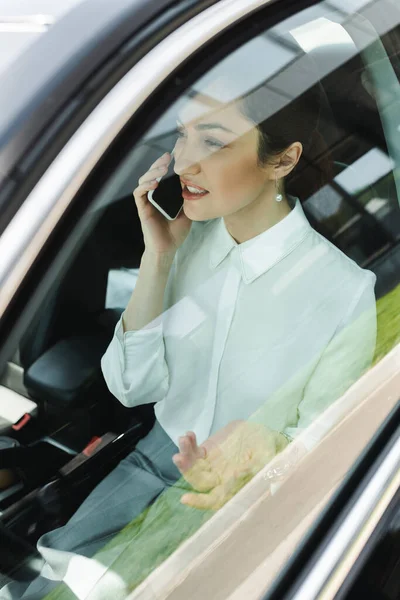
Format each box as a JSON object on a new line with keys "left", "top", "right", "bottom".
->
{"left": 186, "top": 431, "right": 207, "bottom": 459}
{"left": 133, "top": 180, "right": 158, "bottom": 198}
{"left": 138, "top": 165, "right": 167, "bottom": 186}
{"left": 149, "top": 152, "right": 170, "bottom": 170}
{"left": 179, "top": 435, "right": 195, "bottom": 459}
{"left": 172, "top": 447, "right": 217, "bottom": 483}
{"left": 133, "top": 182, "right": 159, "bottom": 212}
{"left": 186, "top": 431, "right": 196, "bottom": 449}
{"left": 180, "top": 464, "right": 220, "bottom": 492}
{"left": 173, "top": 447, "right": 218, "bottom": 491}
{"left": 172, "top": 452, "right": 192, "bottom": 473}
{"left": 180, "top": 487, "right": 225, "bottom": 511}
{"left": 174, "top": 435, "right": 197, "bottom": 471}
{"left": 183, "top": 431, "right": 198, "bottom": 462}
{"left": 198, "top": 445, "right": 207, "bottom": 459}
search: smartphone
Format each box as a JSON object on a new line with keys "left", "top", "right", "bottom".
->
{"left": 148, "top": 151, "right": 183, "bottom": 220}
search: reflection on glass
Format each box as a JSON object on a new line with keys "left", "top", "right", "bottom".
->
{"left": 335, "top": 148, "right": 395, "bottom": 195}
{"left": 192, "top": 36, "right": 297, "bottom": 103}
{"left": 290, "top": 17, "right": 356, "bottom": 52}
{"left": 327, "top": 0, "right": 375, "bottom": 13}
{"left": 305, "top": 185, "right": 343, "bottom": 220}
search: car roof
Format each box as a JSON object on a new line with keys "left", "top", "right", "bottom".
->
{"left": 0, "top": 0, "right": 87, "bottom": 18}
{"left": 0, "top": 0, "right": 210, "bottom": 193}
{"left": 0, "top": 2, "right": 89, "bottom": 78}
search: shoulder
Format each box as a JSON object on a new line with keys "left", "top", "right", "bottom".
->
{"left": 306, "top": 227, "right": 376, "bottom": 292}
{"left": 286, "top": 226, "right": 376, "bottom": 328}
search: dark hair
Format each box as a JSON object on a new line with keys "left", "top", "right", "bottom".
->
{"left": 239, "top": 79, "right": 333, "bottom": 200}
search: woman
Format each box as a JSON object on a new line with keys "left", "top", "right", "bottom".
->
{"left": 100, "top": 79, "right": 376, "bottom": 508}
{"left": 5, "top": 76, "right": 376, "bottom": 599}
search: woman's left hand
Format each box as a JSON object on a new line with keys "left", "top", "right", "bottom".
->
{"left": 172, "top": 421, "right": 288, "bottom": 510}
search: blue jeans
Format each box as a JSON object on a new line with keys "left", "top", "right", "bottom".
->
{"left": 1, "top": 419, "right": 182, "bottom": 599}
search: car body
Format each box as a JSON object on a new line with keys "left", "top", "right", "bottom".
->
{"left": 0, "top": 0, "right": 400, "bottom": 598}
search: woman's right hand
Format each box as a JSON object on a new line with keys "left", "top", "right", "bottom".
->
{"left": 133, "top": 152, "right": 192, "bottom": 257}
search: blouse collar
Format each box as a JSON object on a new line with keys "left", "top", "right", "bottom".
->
{"left": 209, "top": 198, "right": 312, "bottom": 284}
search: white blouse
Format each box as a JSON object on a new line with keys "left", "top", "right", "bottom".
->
{"left": 101, "top": 200, "right": 377, "bottom": 448}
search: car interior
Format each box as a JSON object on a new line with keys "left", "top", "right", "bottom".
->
{"left": 0, "top": 17, "right": 399, "bottom": 587}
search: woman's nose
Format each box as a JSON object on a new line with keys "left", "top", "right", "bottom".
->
{"left": 173, "top": 144, "right": 201, "bottom": 177}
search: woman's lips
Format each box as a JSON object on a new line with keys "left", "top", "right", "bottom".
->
{"left": 182, "top": 186, "right": 209, "bottom": 201}
{"left": 181, "top": 183, "right": 209, "bottom": 201}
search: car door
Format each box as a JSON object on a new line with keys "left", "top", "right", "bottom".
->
{"left": 0, "top": 0, "right": 400, "bottom": 598}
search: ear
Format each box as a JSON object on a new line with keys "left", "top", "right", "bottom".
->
{"left": 274, "top": 142, "right": 303, "bottom": 179}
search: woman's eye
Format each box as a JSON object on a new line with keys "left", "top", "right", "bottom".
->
{"left": 175, "top": 128, "right": 225, "bottom": 150}
{"left": 204, "top": 138, "right": 226, "bottom": 150}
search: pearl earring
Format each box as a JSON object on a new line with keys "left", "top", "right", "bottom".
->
{"left": 275, "top": 177, "right": 283, "bottom": 202}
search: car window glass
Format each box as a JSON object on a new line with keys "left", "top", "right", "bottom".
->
{"left": 1, "top": 0, "right": 400, "bottom": 598}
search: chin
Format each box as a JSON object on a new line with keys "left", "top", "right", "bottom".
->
{"left": 183, "top": 202, "right": 216, "bottom": 221}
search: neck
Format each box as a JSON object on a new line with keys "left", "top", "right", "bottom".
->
{"left": 223, "top": 192, "right": 292, "bottom": 244}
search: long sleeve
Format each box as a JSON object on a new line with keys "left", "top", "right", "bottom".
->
{"left": 100, "top": 251, "right": 180, "bottom": 409}
{"left": 100, "top": 222, "right": 207, "bottom": 418}
{"left": 101, "top": 317, "right": 169, "bottom": 407}
{"left": 283, "top": 273, "right": 377, "bottom": 448}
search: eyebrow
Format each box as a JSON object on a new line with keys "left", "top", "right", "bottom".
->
{"left": 177, "top": 119, "right": 236, "bottom": 135}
